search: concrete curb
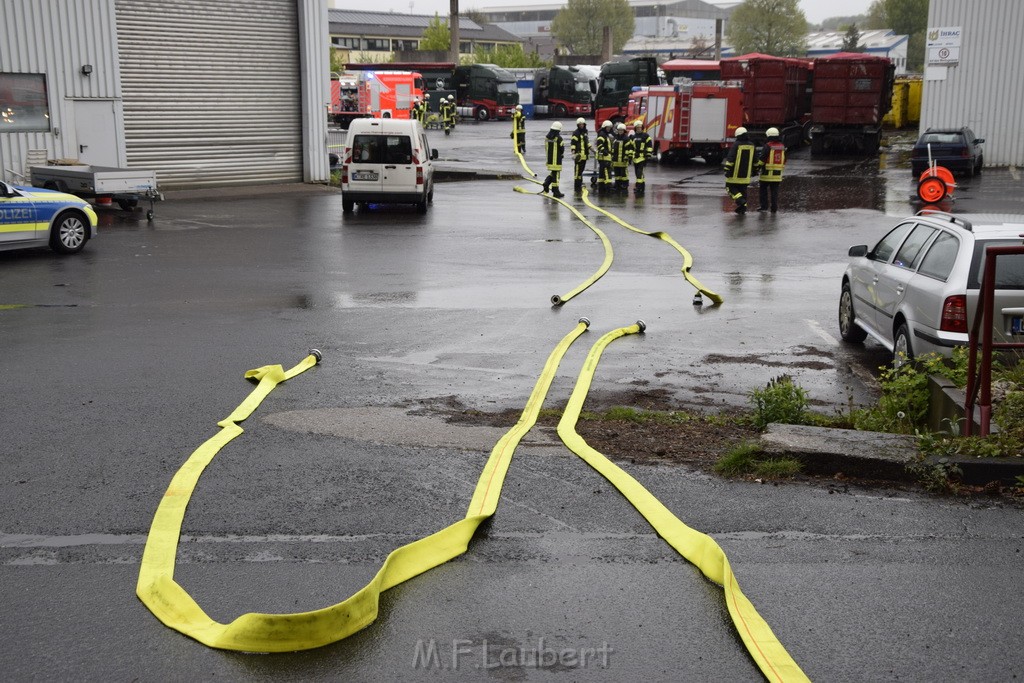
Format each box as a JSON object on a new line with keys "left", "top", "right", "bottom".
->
{"left": 759, "top": 423, "right": 1024, "bottom": 485}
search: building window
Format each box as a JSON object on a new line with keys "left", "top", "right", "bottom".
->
{"left": 363, "top": 38, "right": 390, "bottom": 51}
{"left": 477, "top": 42, "right": 496, "bottom": 52}
{"left": 332, "top": 36, "right": 359, "bottom": 49}
{"left": 459, "top": 41, "right": 472, "bottom": 53}
{"left": 392, "top": 39, "right": 419, "bottom": 51}
{"left": 0, "top": 73, "right": 50, "bottom": 132}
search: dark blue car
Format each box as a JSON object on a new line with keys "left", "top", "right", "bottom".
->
{"left": 911, "top": 127, "right": 984, "bottom": 177}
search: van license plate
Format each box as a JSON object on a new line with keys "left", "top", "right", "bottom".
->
{"left": 1012, "top": 316, "right": 1023, "bottom": 335}
{"left": 352, "top": 171, "right": 379, "bottom": 181}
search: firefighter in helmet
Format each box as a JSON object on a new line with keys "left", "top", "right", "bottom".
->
{"left": 724, "top": 126, "right": 756, "bottom": 214}
{"left": 595, "top": 120, "right": 614, "bottom": 193}
{"left": 511, "top": 104, "right": 526, "bottom": 154}
{"left": 755, "top": 127, "right": 785, "bottom": 212}
{"left": 631, "top": 119, "right": 653, "bottom": 195}
{"left": 440, "top": 96, "right": 452, "bottom": 135}
{"left": 446, "top": 94, "right": 457, "bottom": 131}
{"left": 542, "top": 121, "right": 565, "bottom": 198}
{"left": 610, "top": 122, "right": 633, "bottom": 193}
{"left": 570, "top": 117, "right": 591, "bottom": 193}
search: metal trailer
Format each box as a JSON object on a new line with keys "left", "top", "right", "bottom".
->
{"left": 30, "top": 165, "right": 160, "bottom": 220}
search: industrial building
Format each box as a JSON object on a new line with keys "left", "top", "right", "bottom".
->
{"left": 327, "top": 8, "right": 524, "bottom": 63}
{"left": 922, "top": 0, "right": 1023, "bottom": 167}
{"left": 1, "top": 0, "right": 331, "bottom": 190}
{"left": 480, "top": 0, "right": 732, "bottom": 59}
{"left": 805, "top": 30, "right": 909, "bottom": 74}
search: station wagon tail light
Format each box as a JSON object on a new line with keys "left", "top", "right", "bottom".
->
{"left": 940, "top": 294, "right": 968, "bottom": 333}
{"left": 416, "top": 166, "right": 424, "bottom": 186}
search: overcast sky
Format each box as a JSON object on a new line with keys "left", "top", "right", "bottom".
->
{"left": 333, "top": 0, "right": 876, "bottom": 27}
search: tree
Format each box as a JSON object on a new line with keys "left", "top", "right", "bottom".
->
{"left": 550, "top": 0, "right": 634, "bottom": 56}
{"left": 726, "top": 0, "right": 808, "bottom": 57}
{"left": 841, "top": 23, "right": 863, "bottom": 52}
{"left": 461, "top": 8, "right": 489, "bottom": 26}
{"left": 473, "top": 43, "right": 550, "bottom": 68}
{"left": 420, "top": 13, "right": 451, "bottom": 51}
{"left": 866, "top": 0, "right": 929, "bottom": 71}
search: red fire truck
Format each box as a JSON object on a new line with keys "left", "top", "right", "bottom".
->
{"left": 626, "top": 82, "right": 743, "bottom": 165}
{"left": 329, "top": 71, "right": 425, "bottom": 128}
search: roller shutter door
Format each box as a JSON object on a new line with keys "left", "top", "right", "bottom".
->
{"left": 116, "top": 0, "right": 301, "bottom": 188}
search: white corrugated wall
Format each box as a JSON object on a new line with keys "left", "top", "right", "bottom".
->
{"left": 923, "top": 0, "right": 1024, "bottom": 167}
{"left": 0, "top": 0, "right": 123, "bottom": 182}
{"left": 115, "top": 0, "right": 303, "bottom": 188}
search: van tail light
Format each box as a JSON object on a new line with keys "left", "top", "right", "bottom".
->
{"left": 940, "top": 294, "right": 968, "bottom": 333}
{"left": 341, "top": 165, "right": 349, "bottom": 184}
{"left": 416, "top": 166, "right": 424, "bottom": 186}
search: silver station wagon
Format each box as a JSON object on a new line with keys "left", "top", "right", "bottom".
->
{"left": 839, "top": 211, "right": 1024, "bottom": 363}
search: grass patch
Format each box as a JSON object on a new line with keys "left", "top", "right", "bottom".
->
{"left": 714, "top": 442, "right": 802, "bottom": 478}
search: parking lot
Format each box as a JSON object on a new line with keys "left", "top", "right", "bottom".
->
{"left": 2, "top": 119, "right": 1024, "bottom": 680}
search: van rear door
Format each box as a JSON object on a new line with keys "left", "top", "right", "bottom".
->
{"left": 348, "top": 133, "right": 383, "bottom": 194}
{"left": 381, "top": 134, "right": 417, "bottom": 192}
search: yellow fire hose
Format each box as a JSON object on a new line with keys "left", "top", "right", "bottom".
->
{"left": 513, "top": 185, "right": 614, "bottom": 306}
{"left": 137, "top": 321, "right": 589, "bottom": 653}
{"left": 579, "top": 191, "right": 724, "bottom": 305}
{"left": 557, "top": 323, "right": 809, "bottom": 683}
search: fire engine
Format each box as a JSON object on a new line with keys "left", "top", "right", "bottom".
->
{"left": 626, "top": 82, "right": 744, "bottom": 165}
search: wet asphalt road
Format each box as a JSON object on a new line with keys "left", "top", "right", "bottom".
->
{"left": 1, "top": 120, "right": 1023, "bottom": 681}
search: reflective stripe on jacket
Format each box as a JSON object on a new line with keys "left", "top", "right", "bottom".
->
{"left": 545, "top": 131, "right": 564, "bottom": 170}
{"left": 758, "top": 141, "right": 785, "bottom": 182}
{"left": 724, "top": 142, "right": 756, "bottom": 184}
{"left": 571, "top": 129, "right": 591, "bottom": 160}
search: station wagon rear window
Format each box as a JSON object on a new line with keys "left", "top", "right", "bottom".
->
{"left": 969, "top": 240, "right": 1024, "bottom": 289}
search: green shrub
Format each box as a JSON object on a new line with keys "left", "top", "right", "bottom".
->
{"left": 749, "top": 375, "right": 808, "bottom": 429}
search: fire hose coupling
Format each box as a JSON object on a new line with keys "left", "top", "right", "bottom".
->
{"left": 635, "top": 320, "right": 646, "bottom": 333}
{"left": 308, "top": 348, "right": 323, "bottom": 363}
{"left": 577, "top": 317, "right": 591, "bottom": 328}
{"left": 551, "top": 294, "right": 564, "bottom": 307}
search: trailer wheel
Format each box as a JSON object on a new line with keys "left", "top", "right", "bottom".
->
{"left": 117, "top": 198, "right": 139, "bottom": 211}
{"left": 146, "top": 210, "right": 154, "bottom": 221}
{"left": 475, "top": 106, "right": 490, "bottom": 122}
{"left": 917, "top": 176, "right": 946, "bottom": 204}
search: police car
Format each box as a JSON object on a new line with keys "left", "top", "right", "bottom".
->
{"left": 0, "top": 180, "right": 98, "bottom": 254}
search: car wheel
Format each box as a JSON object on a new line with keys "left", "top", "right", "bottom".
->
{"left": 893, "top": 322, "right": 913, "bottom": 367}
{"left": 342, "top": 198, "right": 354, "bottom": 213}
{"left": 975, "top": 155, "right": 983, "bottom": 174}
{"left": 838, "top": 283, "right": 868, "bottom": 343}
{"left": 427, "top": 183, "right": 434, "bottom": 203}
{"left": 50, "top": 211, "right": 88, "bottom": 254}
{"left": 416, "top": 198, "right": 427, "bottom": 214}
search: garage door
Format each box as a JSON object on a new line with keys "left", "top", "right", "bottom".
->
{"left": 116, "top": 0, "right": 301, "bottom": 188}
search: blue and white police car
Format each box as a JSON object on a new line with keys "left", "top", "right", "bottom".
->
{"left": 0, "top": 180, "right": 98, "bottom": 255}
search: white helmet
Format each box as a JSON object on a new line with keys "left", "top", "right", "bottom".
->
{"left": 516, "top": 104, "right": 523, "bottom": 111}
{"left": 735, "top": 126, "right": 748, "bottom": 137}
{"left": 551, "top": 121, "right": 562, "bottom": 131}
{"left": 576, "top": 117, "right": 586, "bottom": 125}
{"left": 615, "top": 122, "right": 626, "bottom": 132}
{"left": 602, "top": 120, "right": 612, "bottom": 129}
{"left": 766, "top": 127, "right": 780, "bottom": 137}
{"left": 448, "top": 95, "right": 454, "bottom": 100}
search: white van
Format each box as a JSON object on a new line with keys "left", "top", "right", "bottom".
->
{"left": 340, "top": 118, "right": 438, "bottom": 214}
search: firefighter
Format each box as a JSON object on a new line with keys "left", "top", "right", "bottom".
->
{"left": 723, "top": 126, "right": 756, "bottom": 214}
{"left": 631, "top": 119, "right": 653, "bottom": 195}
{"left": 595, "top": 120, "right": 613, "bottom": 193}
{"left": 421, "top": 93, "right": 430, "bottom": 125}
{"left": 610, "top": 122, "right": 632, "bottom": 193}
{"left": 511, "top": 104, "right": 526, "bottom": 154}
{"left": 570, "top": 117, "right": 591, "bottom": 193}
{"left": 447, "top": 94, "right": 457, "bottom": 130}
{"left": 440, "top": 97, "right": 451, "bottom": 135}
{"left": 756, "top": 127, "right": 785, "bottom": 213}
{"left": 542, "top": 121, "right": 565, "bottom": 198}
